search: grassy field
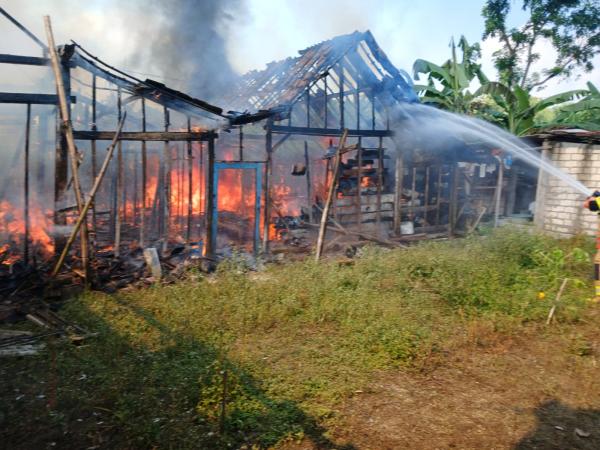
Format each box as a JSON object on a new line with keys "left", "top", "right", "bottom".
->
{"left": 1, "top": 229, "right": 597, "bottom": 449}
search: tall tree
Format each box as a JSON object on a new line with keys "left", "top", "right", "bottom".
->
{"left": 482, "top": 0, "right": 600, "bottom": 91}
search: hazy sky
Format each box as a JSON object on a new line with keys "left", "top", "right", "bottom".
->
{"left": 2, "top": 0, "right": 598, "bottom": 96}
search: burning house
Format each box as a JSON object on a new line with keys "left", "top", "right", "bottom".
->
{"left": 0, "top": 8, "right": 522, "bottom": 288}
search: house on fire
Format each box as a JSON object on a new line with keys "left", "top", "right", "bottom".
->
{"left": 0, "top": 8, "right": 556, "bottom": 283}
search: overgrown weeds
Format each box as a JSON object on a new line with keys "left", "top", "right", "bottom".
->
{"left": 0, "top": 228, "right": 595, "bottom": 449}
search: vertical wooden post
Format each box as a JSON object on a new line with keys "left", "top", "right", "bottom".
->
{"left": 376, "top": 136, "right": 383, "bottom": 230}
{"left": 238, "top": 125, "right": 244, "bottom": 161}
{"left": 494, "top": 158, "right": 504, "bottom": 228}
{"left": 54, "top": 113, "right": 68, "bottom": 254}
{"left": 23, "top": 103, "right": 31, "bottom": 264}
{"left": 449, "top": 159, "right": 460, "bottom": 237}
{"left": 410, "top": 167, "right": 416, "bottom": 218}
{"left": 114, "top": 88, "right": 123, "bottom": 258}
{"left": 506, "top": 167, "right": 518, "bottom": 216}
{"left": 324, "top": 77, "right": 328, "bottom": 128}
{"left": 205, "top": 135, "right": 216, "bottom": 257}
{"left": 371, "top": 93, "right": 376, "bottom": 130}
{"left": 356, "top": 137, "right": 363, "bottom": 231}
{"left": 534, "top": 140, "right": 550, "bottom": 229}
{"left": 186, "top": 117, "right": 193, "bottom": 244}
{"left": 393, "top": 149, "right": 404, "bottom": 235}
{"left": 339, "top": 61, "right": 345, "bottom": 129}
{"left": 162, "top": 107, "right": 170, "bottom": 255}
{"left": 306, "top": 89, "right": 310, "bottom": 128}
{"left": 133, "top": 151, "right": 138, "bottom": 226}
{"left": 356, "top": 79, "right": 360, "bottom": 130}
{"left": 90, "top": 74, "right": 97, "bottom": 239}
{"left": 424, "top": 166, "right": 430, "bottom": 225}
{"left": 262, "top": 122, "right": 273, "bottom": 253}
{"left": 304, "top": 141, "right": 313, "bottom": 223}
{"left": 435, "top": 166, "right": 442, "bottom": 226}
{"left": 140, "top": 99, "right": 147, "bottom": 247}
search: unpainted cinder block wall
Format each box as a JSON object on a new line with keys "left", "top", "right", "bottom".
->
{"left": 535, "top": 141, "right": 600, "bottom": 236}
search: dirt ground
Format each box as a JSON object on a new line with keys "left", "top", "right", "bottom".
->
{"left": 286, "top": 311, "right": 600, "bottom": 450}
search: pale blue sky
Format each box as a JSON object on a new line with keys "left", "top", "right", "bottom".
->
{"left": 2, "top": 0, "right": 597, "bottom": 95}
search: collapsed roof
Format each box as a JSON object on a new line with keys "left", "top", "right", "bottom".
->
{"left": 221, "top": 30, "right": 417, "bottom": 115}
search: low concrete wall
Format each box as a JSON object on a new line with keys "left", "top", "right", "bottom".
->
{"left": 535, "top": 141, "right": 600, "bottom": 237}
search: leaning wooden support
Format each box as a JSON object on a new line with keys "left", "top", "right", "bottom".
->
{"left": 44, "top": 16, "right": 89, "bottom": 280}
{"left": 51, "top": 113, "right": 126, "bottom": 277}
{"left": 315, "top": 129, "right": 348, "bottom": 261}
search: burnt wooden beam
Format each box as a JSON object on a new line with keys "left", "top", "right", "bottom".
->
{"left": 270, "top": 125, "right": 393, "bottom": 138}
{"left": 0, "top": 54, "right": 49, "bottom": 66}
{"left": 72, "top": 130, "right": 217, "bottom": 141}
{"left": 0, "top": 92, "right": 76, "bottom": 105}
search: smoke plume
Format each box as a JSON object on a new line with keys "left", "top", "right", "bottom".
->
{"left": 131, "top": 0, "right": 244, "bottom": 100}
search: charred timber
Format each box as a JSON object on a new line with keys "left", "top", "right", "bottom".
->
{"left": 72, "top": 130, "right": 217, "bottom": 141}
{"left": 270, "top": 125, "right": 393, "bottom": 137}
{"left": 0, "top": 92, "right": 76, "bottom": 105}
{"left": 0, "top": 54, "right": 49, "bottom": 66}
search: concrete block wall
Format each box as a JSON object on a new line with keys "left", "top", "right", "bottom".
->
{"left": 535, "top": 141, "right": 600, "bottom": 237}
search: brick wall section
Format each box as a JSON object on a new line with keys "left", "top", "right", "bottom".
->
{"left": 535, "top": 141, "right": 600, "bottom": 236}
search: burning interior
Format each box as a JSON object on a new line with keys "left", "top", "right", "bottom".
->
{"left": 0, "top": 11, "right": 536, "bottom": 288}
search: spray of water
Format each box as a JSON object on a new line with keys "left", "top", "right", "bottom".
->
{"left": 393, "top": 103, "right": 591, "bottom": 197}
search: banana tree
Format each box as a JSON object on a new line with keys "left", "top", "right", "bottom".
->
{"left": 475, "top": 82, "right": 587, "bottom": 135}
{"left": 413, "top": 36, "right": 488, "bottom": 114}
{"left": 552, "top": 82, "right": 600, "bottom": 131}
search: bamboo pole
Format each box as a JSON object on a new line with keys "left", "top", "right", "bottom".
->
{"left": 44, "top": 16, "right": 89, "bottom": 280}
{"left": 315, "top": 129, "right": 348, "bottom": 261}
{"left": 51, "top": 114, "right": 126, "bottom": 277}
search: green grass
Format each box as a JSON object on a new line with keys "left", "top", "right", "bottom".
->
{"left": 0, "top": 228, "right": 595, "bottom": 449}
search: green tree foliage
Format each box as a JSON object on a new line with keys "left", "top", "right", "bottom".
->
{"left": 412, "top": 36, "right": 488, "bottom": 113}
{"left": 482, "top": 0, "right": 600, "bottom": 91}
{"left": 475, "top": 81, "right": 586, "bottom": 135}
{"left": 551, "top": 82, "right": 600, "bottom": 130}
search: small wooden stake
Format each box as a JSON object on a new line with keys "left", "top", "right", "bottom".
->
{"left": 547, "top": 278, "right": 569, "bottom": 325}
